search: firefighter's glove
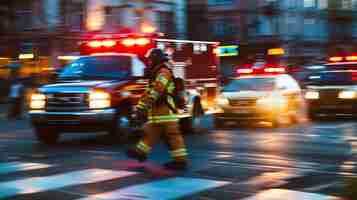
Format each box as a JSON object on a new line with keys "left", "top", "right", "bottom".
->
{"left": 133, "top": 108, "right": 147, "bottom": 123}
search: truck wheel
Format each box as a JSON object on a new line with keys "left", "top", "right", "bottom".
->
{"left": 109, "top": 104, "right": 133, "bottom": 141}
{"left": 214, "top": 118, "right": 225, "bottom": 129}
{"left": 307, "top": 111, "right": 319, "bottom": 121}
{"left": 289, "top": 113, "right": 299, "bottom": 124}
{"left": 271, "top": 114, "right": 281, "bottom": 128}
{"left": 180, "top": 98, "right": 204, "bottom": 134}
{"left": 35, "top": 127, "right": 59, "bottom": 145}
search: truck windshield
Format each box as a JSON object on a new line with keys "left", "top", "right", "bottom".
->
{"left": 307, "top": 71, "right": 357, "bottom": 86}
{"left": 222, "top": 77, "right": 275, "bottom": 92}
{"left": 59, "top": 56, "right": 132, "bottom": 80}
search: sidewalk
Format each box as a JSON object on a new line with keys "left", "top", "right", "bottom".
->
{"left": 0, "top": 103, "right": 29, "bottom": 122}
{"left": 0, "top": 103, "right": 8, "bottom": 121}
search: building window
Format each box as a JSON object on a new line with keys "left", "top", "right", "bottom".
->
{"left": 287, "top": 0, "right": 297, "bottom": 9}
{"left": 212, "top": 18, "right": 237, "bottom": 37}
{"left": 212, "top": 19, "right": 226, "bottom": 36}
{"left": 208, "top": 0, "right": 233, "bottom": 5}
{"left": 304, "top": 18, "right": 315, "bottom": 25}
{"left": 304, "top": 0, "right": 316, "bottom": 8}
{"left": 342, "top": 0, "right": 352, "bottom": 9}
{"left": 318, "top": 0, "right": 328, "bottom": 9}
{"left": 158, "top": 11, "right": 174, "bottom": 37}
{"left": 303, "top": 18, "right": 328, "bottom": 40}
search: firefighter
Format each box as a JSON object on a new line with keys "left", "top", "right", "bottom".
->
{"left": 126, "top": 48, "right": 188, "bottom": 170}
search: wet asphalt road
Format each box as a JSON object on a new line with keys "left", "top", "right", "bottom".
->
{"left": 0, "top": 116, "right": 355, "bottom": 200}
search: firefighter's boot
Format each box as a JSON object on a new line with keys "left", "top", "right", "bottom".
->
{"left": 163, "top": 160, "right": 187, "bottom": 171}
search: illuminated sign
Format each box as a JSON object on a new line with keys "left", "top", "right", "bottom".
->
{"left": 19, "top": 53, "right": 34, "bottom": 59}
{"left": 217, "top": 45, "right": 239, "bottom": 57}
{"left": 268, "top": 48, "right": 285, "bottom": 56}
{"left": 57, "top": 56, "right": 80, "bottom": 60}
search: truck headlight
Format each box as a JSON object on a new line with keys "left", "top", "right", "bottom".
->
{"left": 216, "top": 96, "right": 229, "bottom": 106}
{"left": 89, "top": 91, "right": 111, "bottom": 109}
{"left": 30, "top": 93, "right": 46, "bottom": 109}
{"left": 305, "top": 91, "right": 319, "bottom": 99}
{"left": 338, "top": 91, "right": 356, "bottom": 99}
{"left": 120, "top": 91, "right": 131, "bottom": 97}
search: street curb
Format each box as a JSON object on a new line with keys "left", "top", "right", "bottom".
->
{"left": 0, "top": 114, "right": 6, "bottom": 122}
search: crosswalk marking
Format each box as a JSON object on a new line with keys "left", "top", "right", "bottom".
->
{"left": 0, "top": 162, "right": 52, "bottom": 174}
{"left": 242, "top": 189, "right": 340, "bottom": 200}
{"left": 78, "top": 177, "right": 230, "bottom": 200}
{"left": 0, "top": 169, "right": 138, "bottom": 199}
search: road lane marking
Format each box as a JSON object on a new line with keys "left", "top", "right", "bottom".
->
{"left": 77, "top": 177, "right": 230, "bottom": 200}
{"left": 242, "top": 189, "right": 340, "bottom": 200}
{"left": 81, "top": 150, "right": 120, "bottom": 155}
{"left": 242, "top": 170, "right": 303, "bottom": 188}
{"left": 304, "top": 181, "right": 340, "bottom": 192}
{"left": 0, "top": 169, "right": 138, "bottom": 199}
{"left": 276, "top": 132, "right": 319, "bottom": 138}
{"left": 0, "top": 162, "right": 52, "bottom": 174}
{"left": 0, "top": 113, "right": 6, "bottom": 120}
{"left": 314, "top": 124, "right": 352, "bottom": 129}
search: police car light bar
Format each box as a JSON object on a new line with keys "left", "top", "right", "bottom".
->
{"left": 237, "top": 69, "right": 253, "bottom": 74}
{"left": 264, "top": 67, "right": 285, "bottom": 73}
{"left": 346, "top": 55, "right": 357, "bottom": 61}
{"left": 329, "top": 56, "right": 343, "bottom": 62}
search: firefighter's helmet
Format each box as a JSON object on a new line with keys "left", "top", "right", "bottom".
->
{"left": 145, "top": 48, "right": 168, "bottom": 65}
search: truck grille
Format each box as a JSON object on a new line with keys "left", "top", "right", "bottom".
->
{"left": 229, "top": 99, "right": 257, "bottom": 107}
{"left": 318, "top": 90, "right": 339, "bottom": 105}
{"left": 46, "top": 93, "right": 88, "bottom": 111}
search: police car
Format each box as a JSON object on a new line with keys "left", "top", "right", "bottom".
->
{"left": 214, "top": 67, "right": 303, "bottom": 127}
{"left": 305, "top": 55, "right": 357, "bottom": 119}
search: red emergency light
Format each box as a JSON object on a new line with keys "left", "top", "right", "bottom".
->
{"left": 135, "top": 38, "right": 150, "bottom": 46}
{"left": 329, "top": 56, "right": 343, "bottom": 62}
{"left": 121, "top": 38, "right": 136, "bottom": 46}
{"left": 346, "top": 55, "right": 357, "bottom": 61}
{"left": 88, "top": 41, "right": 102, "bottom": 48}
{"left": 88, "top": 40, "right": 117, "bottom": 48}
{"left": 102, "top": 40, "right": 116, "bottom": 47}
{"left": 121, "top": 38, "right": 150, "bottom": 46}
{"left": 237, "top": 68, "right": 253, "bottom": 74}
{"left": 236, "top": 64, "right": 286, "bottom": 77}
{"left": 264, "top": 67, "right": 285, "bottom": 73}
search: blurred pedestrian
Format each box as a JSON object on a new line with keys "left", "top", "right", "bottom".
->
{"left": 7, "top": 61, "right": 25, "bottom": 120}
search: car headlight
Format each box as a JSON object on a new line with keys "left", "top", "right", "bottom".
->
{"left": 257, "top": 95, "right": 287, "bottom": 109}
{"left": 30, "top": 93, "right": 46, "bottom": 109}
{"left": 89, "top": 91, "right": 111, "bottom": 109}
{"left": 216, "top": 96, "right": 229, "bottom": 106}
{"left": 338, "top": 91, "right": 356, "bottom": 99}
{"left": 305, "top": 91, "right": 319, "bottom": 99}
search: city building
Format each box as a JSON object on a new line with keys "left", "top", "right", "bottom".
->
{"left": 187, "top": 0, "right": 357, "bottom": 67}
{"left": 0, "top": 0, "right": 186, "bottom": 70}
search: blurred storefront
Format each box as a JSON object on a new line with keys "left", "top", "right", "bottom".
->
{"left": 187, "top": 0, "right": 357, "bottom": 68}
{"left": 0, "top": 0, "right": 186, "bottom": 81}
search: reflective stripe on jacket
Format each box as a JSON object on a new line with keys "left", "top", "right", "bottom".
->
{"left": 137, "top": 63, "right": 178, "bottom": 123}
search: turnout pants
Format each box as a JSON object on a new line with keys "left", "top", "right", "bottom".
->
{"left": 136, "top": 121, "right": 188, "bottom": 162}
